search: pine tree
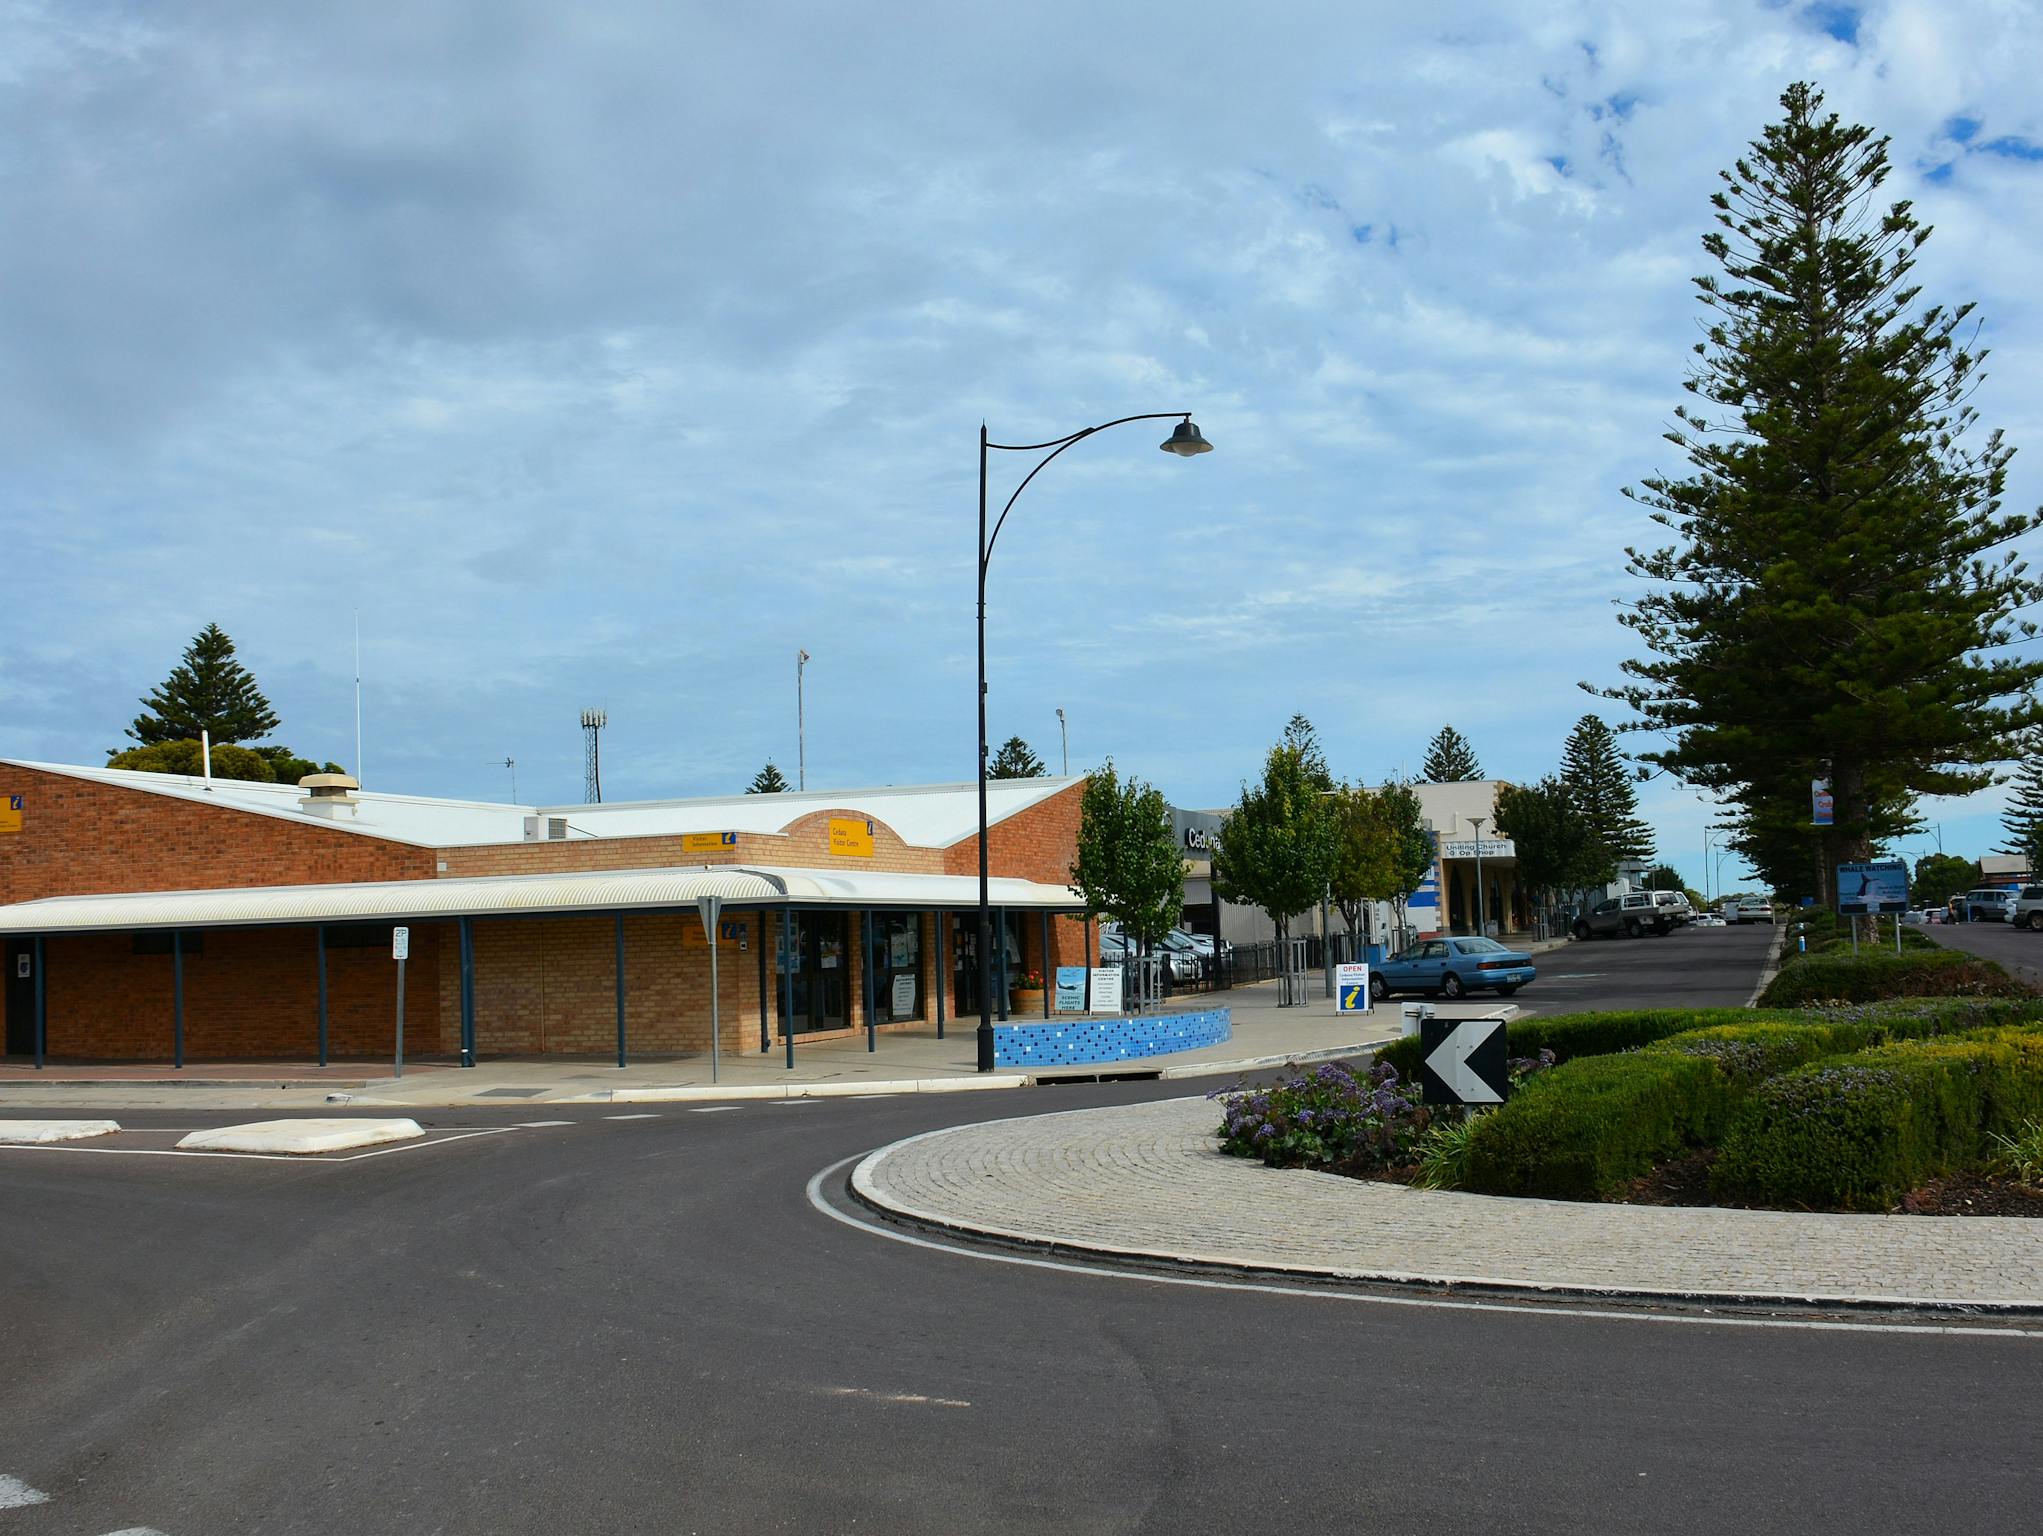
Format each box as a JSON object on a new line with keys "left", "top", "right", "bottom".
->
{"left": 988, "top": 735, "right": 1048, "bottom": 779}
{"left": 1560, "top": 714, "right": 1654, "bottom": 866}
{"left": 1420, "top": 725, "right": 1482, "bottom": 782}
{"left": 1607, "top": 83, "right": 2043, "bottom": 906}
{"left": 1281, "top": 713, "right": 1334, "bottom": 790}
{"left": 128, "top": 623, "right": 281, "bottom": 746}
{"left": 1999, "top": 746, "right": 2043, "bottom": 866}
{"left": 747, "top": 762, "right": 790, "bottom": 794}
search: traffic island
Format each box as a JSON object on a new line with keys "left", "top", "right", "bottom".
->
{"left": 175, "top": 1118, "right": 425, "bottom": 1154}
{"left": 0, "top": 1119, "right": 121, "bottom": 1144}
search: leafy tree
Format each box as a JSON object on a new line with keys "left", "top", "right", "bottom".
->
{"left": 1606, "top": 83, "right": 2043, "bottom": 908}
{"left": 1069, "top": 760, "right": 1184, "bottom": 947}
{"left": 1213, "top": 739, "right": 1336, "bottom": 945}
{"left": 1281, "top": 713, "right": 1334, "bottom": 791}
{"left": 746, "top": 762, "right": 790, "bottom": 794}
{"left": 988, "top": 735, "right": 1048, "bottom": 779}
{"left": 1495, "top": 777, "right": 1605, "bottom": 919}
{"left": 106, "top": 739, "right": 277, "bottom": 782}
{"left": 1910, "top": 853, "right": 1979, "bottom": 909}
{"left": 1375, "top": 779, "right": 1437, "bottom": 942}
{"left": 1327, "top": 785, "right": 1392, "bottom": 944}
{"left": 128, "top": 623, "right": 281, "bottom": 746}
{"left": 1420, "top": 725, "right": 1482, "bottom": 782}
{"left": 1560, "top": 714, "right": 1653, "bottom": 866}
{"left": 250, "top": 745, "right": 345, "bottom": 784}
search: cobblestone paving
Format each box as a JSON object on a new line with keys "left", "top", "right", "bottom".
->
{"left": 853, "top": 1096, "right": 2043, "bottom": 1307}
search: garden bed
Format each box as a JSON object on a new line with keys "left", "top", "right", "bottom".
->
{"left": 1214, "top": 1001, "right": 2043, "bottom": 1215}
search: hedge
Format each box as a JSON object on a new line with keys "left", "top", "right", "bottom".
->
{"left": 1371, "top": 1008, "right": 1785, "bottom": 1082}
{"left": 1711, "top": 1028, "right": 2043, "bottom": 1210}
{"left": 1757, "top": 949, "right": 2029, "bottom": 1008}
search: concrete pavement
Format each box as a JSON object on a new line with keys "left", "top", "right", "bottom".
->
{"left": 853, "top": 1095, "right": 2043, "bottom": 1310}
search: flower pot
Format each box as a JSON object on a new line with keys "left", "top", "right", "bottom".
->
{"left": 1011, "top": 989, "right": 1046, "bottom": 1012}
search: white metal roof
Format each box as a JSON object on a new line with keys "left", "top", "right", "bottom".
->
{"left": 0, "top": 760, "right": 1077, "bottom": 850}
{"left": 0, "top": 864, "right": 1086, "bottom": 935}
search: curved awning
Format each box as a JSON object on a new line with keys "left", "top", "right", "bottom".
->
{"left": 0, "top": 864, "right": 1087, "bottom": 936}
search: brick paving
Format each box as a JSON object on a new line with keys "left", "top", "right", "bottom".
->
{"left": 853, "top": 1095, "right": 2043, "bottom": 1308}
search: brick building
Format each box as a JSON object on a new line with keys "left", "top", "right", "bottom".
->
{"left": 0, "top": 760, "right": 1091, "bottom": 1065}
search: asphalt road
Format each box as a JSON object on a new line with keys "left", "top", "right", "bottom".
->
{"left": 1924, "top": 915, "right": 2043, "bottom": 988}
{"left": 1515, "top": 919, "right": 1777, "bottom": 1015}
{"left": 4, "top": 929, "right": 2038, "bottom": 1536}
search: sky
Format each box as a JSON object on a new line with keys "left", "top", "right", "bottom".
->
{"left": 4, "top": 0, "right": 2042, "bottom": 897}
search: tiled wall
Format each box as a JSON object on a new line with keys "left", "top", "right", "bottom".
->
{"left": 992, "top": 1007, "right": 1231, "bottom": 1069}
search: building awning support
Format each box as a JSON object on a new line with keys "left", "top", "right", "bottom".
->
{"left": 458, "top": 917, "right": 476, "bottom": 1067}
{"left": 781, "top": 905, "right": 796, "bottom": 1070}
{"left": 862, "top": 910, "right": 876, "bottom": 1053}
{"left": 996, "top": 909, "right": 1009, "bottom": 1022}
{"left": 614, "top": 912, "right": 627, "bottom": 1070}
{"left": 756, "top": 919, "right": 769, "bottom": 1053}
{"left": 33, "top": 935, "right": 45, "bottom": 1070}
{"left": 1039, "top": 910, "right": 1052, "bottom": 1018}
{"left": 172, "top": 930, "right": 185, "bottom": 1070}
{"left": 934, "top": 911, "right": 946, "bottom": 1040}
{"left": 315, "top": 925, "right": 329, "bottom": 1067}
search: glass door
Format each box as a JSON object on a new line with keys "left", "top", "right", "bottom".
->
{"left": 777, "top": 913, "right": 850, "bottom": 1034}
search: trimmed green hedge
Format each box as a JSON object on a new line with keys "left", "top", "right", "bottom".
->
{"left": 1461, "top": 1051, "right": 1730, "bottom": 1200}
{"left": 1757, "top": 949, "right": 2029, "bottom": 1008}
{"left": 1711, "top": 1028, "right": 2043, "bottom": 1210}
{"left": 1371, "top": 1008, "right": 1786, "bottom": 1082}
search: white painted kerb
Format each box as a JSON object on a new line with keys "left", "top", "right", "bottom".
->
{"left": 0, "top": 1119, "right": 121, "bottom": 1144}
{"left": 177, "top": 1118, "right": 424, "bottom": 1154}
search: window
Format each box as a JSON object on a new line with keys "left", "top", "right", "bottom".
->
{"left": 868, "top": 913, "right": 923, "bottom": 1023}
{"left": 1455, "top": 937, "right": 1506, "bottom": 954}
{"left": 1419, "top": 940, "right": 1449, "bottom": 959}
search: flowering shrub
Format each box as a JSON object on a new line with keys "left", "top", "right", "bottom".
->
{"left": 1214, "top": 1060, "right": 1446, "bottom": 1172}
{"left": 1011, "top": 970, "right": 1045, "bottom": 991}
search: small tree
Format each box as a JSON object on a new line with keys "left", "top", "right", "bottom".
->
{"left": 107, "top": 739, "right": 278, "bottom": 782}
{"left": 128, "top": 623, "right": 281, "bottom": 746}
{"left": 1421, "top": 725, "right": 1482, "bottom": 782}
{"left": 1495, "top": 776, "right": 1604, "bottom": 926}
{"left": 988, "top": 736, "right": 1048, "bottom": 779}
{"left": 1328, "top": 784, "right": 1390, "bottom": 947}
{"left": 747, "top": 762, "right": 790, "bottom": 794}
{"left": 1911, "top": 853, "right": 1979, "bottom": 909}
{"left": 1376, "top": 779, "right": 1436, "bottom": 945}
{"left": 1069, "top": 761, "right": 1184, "bottom": 947}
{"left": 1213, "top": 741, "right": 1336, "bottom": 946}
{"left": 249, "top": 745, "right": 346, "bottom": 785}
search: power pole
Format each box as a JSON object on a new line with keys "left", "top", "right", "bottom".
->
{"left": 581, "top": 709, "right": 606, "bottom": 803}
{"left": 797, "top": 650, "right": 810, "bottom": 790}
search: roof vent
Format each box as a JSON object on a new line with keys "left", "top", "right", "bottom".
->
{"left": 297, "top": 773, "right": 361, "bottom": 820}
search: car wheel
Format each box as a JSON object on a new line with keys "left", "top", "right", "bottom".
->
{"left": 1440, "top": 972, "right": 1465, "bottom": 999}
{"left": 1572, "top": 920, "right": 1591, "bottom": 941}
{"left": 1625, "top": 917, "right": 1644, "bottom": 939}
{"left": 2029, "top": 912, "right": 2043, "bottom": 933}
{"left": 1368, "top": 973, "right": 1387, "bottom": 1001}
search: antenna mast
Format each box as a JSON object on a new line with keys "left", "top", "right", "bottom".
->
{"left": 581, "top": 709, "right": 607, "bottom": 803}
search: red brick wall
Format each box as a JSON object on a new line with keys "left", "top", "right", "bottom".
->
{"left": 944, "top": 781, "right": 1094, "bottom": 975}
{"left": 42, "top": 924, "right": 450, "bottom": 1061}
{"left": 0, "top": 766, "right": 435, "bottom": 905}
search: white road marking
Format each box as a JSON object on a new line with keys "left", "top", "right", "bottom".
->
{"left": 0, "top": 1129, "right": 512, "bottom": 1164}
{"left": 822, "top": 1385, "right": 970, "bottom": 1408}
{"left": 688, "top": 1106, "right": 744, "bottom": 1113}
{"left": 513, "top": 1120, "right": 575, "bottom": 1128}
{"left": 804, "top": 1157, "right": 2043, "bottom": 1342}
{"left": 849, "top": 1094, "right": 900, "bottom": 1100}
{"left": 0, "top": 1474, "right": 51, "bottom": 1508}
{"left": 770, "top": 1099, "right": 821, "bottom": 1107}
{"left": 101, "top": 1528, "right": 171, "bottom": 1534}
{"left": 604, "top": 1113, "right": 661, "bottom": 1121}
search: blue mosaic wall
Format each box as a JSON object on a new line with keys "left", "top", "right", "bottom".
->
{"left": 993, "top": 1007, "right": 1231, "bottom": 1069}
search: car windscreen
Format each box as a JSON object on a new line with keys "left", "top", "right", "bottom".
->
{"left": 1453, "top": 937, "right": 1507, "bottom": 953}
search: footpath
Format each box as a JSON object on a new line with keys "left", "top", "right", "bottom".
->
{"left": 852, "top": 1095, "right": 2043, "bottom": 1310}
{"left": 0, "top": 978, "right": 1492, "bottom": 1111}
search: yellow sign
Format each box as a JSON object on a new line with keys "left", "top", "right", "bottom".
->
{"left": 0, "top": 794, "right": 20, "bottom": 834}
{"left": 829, "top": 817, "right": 875, "bottom": 858}
{"left": 682, "top": 918, "right": 749, "bottom": 949}
{"left": 682, "top": 831, "right": 737, "bottom": 853}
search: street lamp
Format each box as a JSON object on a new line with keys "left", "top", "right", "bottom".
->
{"left": 1468, "top": 815, "right": 1488, "bottom": 938}
{"left": 1056, "top": 707, "right": 1068, "bottom": 776}
{"left": 976, "top": 413, "right": 1214, "bottom": 1072}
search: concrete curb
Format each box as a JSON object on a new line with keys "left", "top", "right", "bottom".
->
{"left": 0, "top": 1119, "right": 122, "bottom": 1144}
{"left": 847, "top": 1105, "right": 2043, "bottom": 1315}
{"left": 1744, "top": 923, "right": 1789, "bottom": 1008}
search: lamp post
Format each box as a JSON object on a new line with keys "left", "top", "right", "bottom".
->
{"left": 797, "top": 648, "right": 810, "bottom": 790}
{"left": 1469, "top": 814, "right": 1488, "bottom": 938}
{"left": 1056, "top": 707, "right": 1068, "bottom": 776}
{"left": 976, "top": 413, "right": 1213, "bottom": 1072}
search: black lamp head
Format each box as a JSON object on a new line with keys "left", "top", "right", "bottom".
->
{"left": 1159, "top": 417, "right": 1214, "bottom": 456}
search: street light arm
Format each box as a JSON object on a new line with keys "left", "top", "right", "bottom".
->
{"left": 982, "top": 412, "right": 1192, "bottom": 573}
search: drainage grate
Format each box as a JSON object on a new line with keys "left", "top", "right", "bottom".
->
{"left": 473, "top": 1088, "right": 548, "bottom": 1098}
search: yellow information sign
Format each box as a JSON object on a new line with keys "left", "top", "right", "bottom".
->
{"left": 681, "top": 831, "right": 737, "bottom": 853}
{"left": 683, "top": 918, "right": 750, "bottom": 949}
{"left": 0, "top": 794, "right": 20, "bottom": 835}
{"left": 829, "top": 817, "right": 875, "bottom": 858}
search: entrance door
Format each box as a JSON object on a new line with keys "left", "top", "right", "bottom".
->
{"left": 778, "top": 913, "right": 849, "bottom": 1034}
{"left": 4, "top": 940, "right": 35, "bottom": 1056}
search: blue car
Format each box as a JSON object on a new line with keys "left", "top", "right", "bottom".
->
{"left": 1369, "top": 936, "right": 1536, "bottom": 1001}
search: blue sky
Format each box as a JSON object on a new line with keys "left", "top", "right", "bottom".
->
{"left": 4, "top": 0, "right": 2041, "bottom": 895}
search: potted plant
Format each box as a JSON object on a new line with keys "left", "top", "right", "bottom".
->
{"left": 1010, "top": 968, "right": 1046, "bottom": 1011}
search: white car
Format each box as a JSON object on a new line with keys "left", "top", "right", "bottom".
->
{"left": 1691, "top": 913, "right": 1728, "bottom": 928}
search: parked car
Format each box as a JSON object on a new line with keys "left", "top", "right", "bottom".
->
{"left": 2013, "top": 886, "right": 2043, "bottom": 932}
{"left": 1651, "top": 890, "right": 1694, "bottom": 927}
{"left": 1574, "top": 892, "right": 1670, "bottom": 940}
{"left": 1729, "top": 898, "right": 1775, "bottom": 925}
{"left": 1179, "top": 930, "right": 1232, "bottom": 960}
{"left": 1369, "top": 936, "right": 1536, "bottom": 1000}
{"left": 1691, "top": 912, "right": 1727, "bottom": 928}
{"left": 1961, "top": 887, "right": 2018, "bottom": 923}
{"left": 1153, "top": 928, "right": 1204, "bottom": 980}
